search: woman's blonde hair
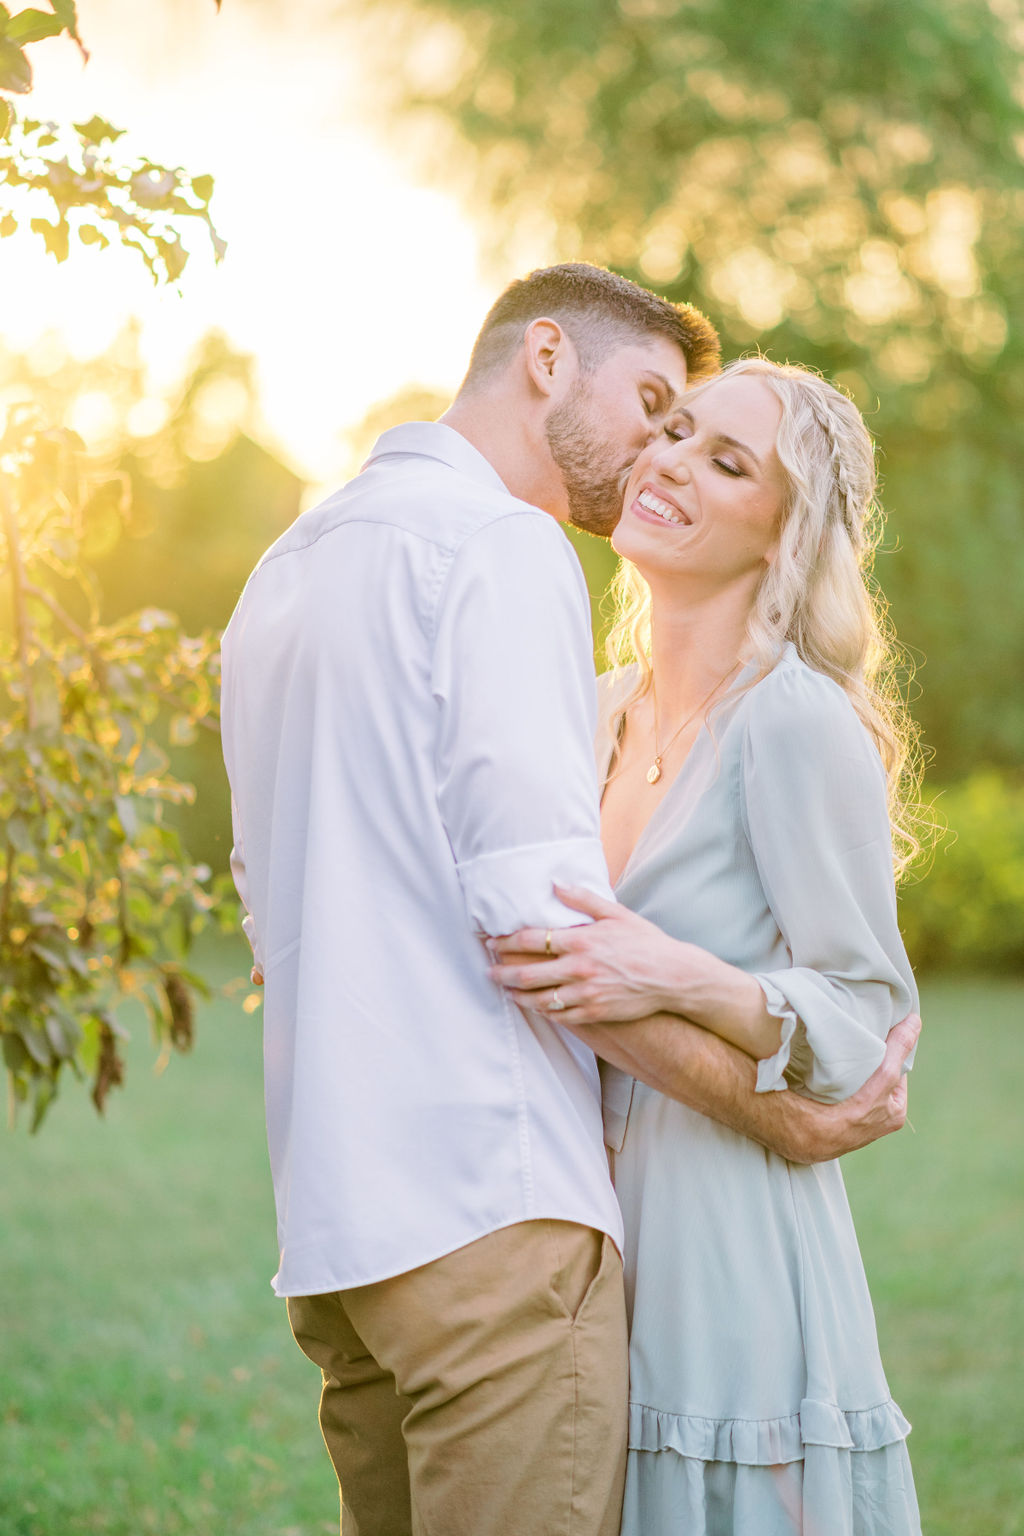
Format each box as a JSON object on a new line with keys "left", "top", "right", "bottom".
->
{"left": 605, "top": 356, "right": 925, "bottom": 877}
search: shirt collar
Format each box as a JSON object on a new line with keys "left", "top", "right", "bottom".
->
{"left": 365, "top": 421, "right": 512, "bottom": 499}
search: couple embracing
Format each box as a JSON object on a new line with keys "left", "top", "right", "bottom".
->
{"left": 221, "top": 263, "right": 923, "bottom": 1536}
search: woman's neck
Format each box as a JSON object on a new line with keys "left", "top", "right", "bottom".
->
{"left": 646, "top": 582, "right": 754, "bottom": 720}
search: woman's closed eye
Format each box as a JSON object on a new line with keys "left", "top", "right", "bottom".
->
{"left": 663, "top": 416, "right": 691, "bottom": 442}
{"left": 713, "top": 456, "right": 745, "bottom": 477}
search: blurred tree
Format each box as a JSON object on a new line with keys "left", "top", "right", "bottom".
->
{"left": 1, "top": 327, "right": 306, "bottom": 878}
{"left": 352, "top": 0, "right": 1024, "bottom": 774}
{"left": 0, "top": 2, "right": 230, "bottom": 1128}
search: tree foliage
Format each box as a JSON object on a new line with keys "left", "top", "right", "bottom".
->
{"left": 0, "top": 3, "right": 224, "bottom": 281}
{"left": 355, "top": 0, "right": 1024, "bottom": 774}
{"left": 1, "top": 2, "right": 229, "bottom": 1128}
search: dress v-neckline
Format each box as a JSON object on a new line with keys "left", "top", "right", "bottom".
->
{"left": 600, "top": 709, "right": 710, "bottom": 891}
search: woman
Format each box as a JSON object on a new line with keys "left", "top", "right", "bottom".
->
{"left": 492, "top": 358, "right": 923, "bottom": 1535}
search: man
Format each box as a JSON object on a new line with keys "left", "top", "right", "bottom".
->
{"left": 221, "top": 263, "right": 918, "bottom": 1536}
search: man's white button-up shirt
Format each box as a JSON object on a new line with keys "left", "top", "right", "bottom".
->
{"left": 221, "top": 422, "right": 623, "bottom": 1296}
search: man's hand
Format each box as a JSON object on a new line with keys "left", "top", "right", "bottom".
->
{"left": 564, "top": 1008, "right": 922, "bottom": 1166}
{"left": 802, "top": 1011, "right": 921, "bottom": 1161}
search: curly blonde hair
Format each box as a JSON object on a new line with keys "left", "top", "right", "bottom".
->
{"left": 605, "top": 356, "right": 925, "bottom": 878}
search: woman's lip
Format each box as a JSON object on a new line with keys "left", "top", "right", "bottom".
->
{"left": 628, "top": 486, "right": 691, "bottom": 527}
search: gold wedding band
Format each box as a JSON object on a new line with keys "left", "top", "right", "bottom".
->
{"left": 544, "top": 929, "right": 554, "bottom": 957}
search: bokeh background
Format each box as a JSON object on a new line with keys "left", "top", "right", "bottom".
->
{"left": 2, "top": 1, "right": 1022, "bottom": 1532}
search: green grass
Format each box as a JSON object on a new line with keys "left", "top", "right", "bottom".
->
{"left": 2, "top": 959, "right": 1022, "bottom": 1535}
{"left": 843, "top": 977, "right": 1024, "bottom": 1536}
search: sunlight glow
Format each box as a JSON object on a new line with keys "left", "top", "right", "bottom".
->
{"left": 0, "top": 0, "right": 502, "bottom": 492}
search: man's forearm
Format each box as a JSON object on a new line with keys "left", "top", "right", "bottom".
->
{"left": 572, "top": 1013, "right": 855, "bottom": 1164}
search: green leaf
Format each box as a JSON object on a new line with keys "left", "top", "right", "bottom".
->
{"left": 19, "top": 1021, "right": 53, "bottom": 1067}
{"left": 7, "top": 813, "right": 31, "bottom": 852}
{"left": 29, "top": 941, "right": 65, "bottom": 972}
{"left": 29, "top": 1077, "right": 56, "bottom": 1132}
{"left": 0, "top": 96, "right": 11, "bottom": 136}
{"left": 191, "top": 173, "right": 214, "bottom": 203}
{"left": 47, "top": 0, "right": 86, "bottom": 60}
{"left": 29, "top": 215, "right": 69, "bottom": 261}
{"left": 164, "top": 239, "right": 187, "bottom": 282}
{"left": 74, "top": 113, "right": 124, "bottom": 144}
{"left": 0, "top": 35, "right": 31, "bottom": 91}
{"left": 44, "top": 1010, "right": 80, "bottom": 1057}
{"left": 48, "top": 0, "right": 78, "bottom": 27}
{"left": 114, "top": 794, "right": 138, "bottom": 838}
{"left": 2, "top": 1033, "right": 30, "bottom": 1073}
{"left": 7, "top": 8, "right": 65, "bottom": 44}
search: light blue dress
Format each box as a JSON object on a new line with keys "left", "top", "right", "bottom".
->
{"left": 600, "top": 646, "right": 923, "bottom": 1536}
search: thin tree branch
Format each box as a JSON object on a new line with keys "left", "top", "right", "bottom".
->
{"left": 1, "top": 484, "right": 38, "bottom": 730}
{"left": 23, "top": 581, "right": 89, "bottom": 642}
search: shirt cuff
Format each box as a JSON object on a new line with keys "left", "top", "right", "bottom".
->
{"left": 455, "top": 837, "right": 614, "bottom": 935}
{"left": 753, "top": 976, "right": 799, "bottom": 1093}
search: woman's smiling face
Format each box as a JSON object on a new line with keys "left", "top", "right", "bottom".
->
{"left": 613, "top": 373, "right": 788, "bottom": 590}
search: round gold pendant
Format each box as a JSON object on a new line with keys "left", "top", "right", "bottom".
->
{"left": 646, "top": 762, "right": 662, "bottom": 785}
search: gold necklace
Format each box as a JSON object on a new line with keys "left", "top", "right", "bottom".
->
{"left": 645, "top": 660, "right": 742, "bottom": 785}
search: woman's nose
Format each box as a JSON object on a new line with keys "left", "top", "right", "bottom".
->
{"left": 649, "top": 438, "right": 692, "bottom": 482}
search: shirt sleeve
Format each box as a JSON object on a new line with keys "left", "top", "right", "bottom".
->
{"left": 740, "top": 665, "right": 918, "bottom": 1102}
{"left": 228, "top": 792, "right": 263, "bottom": 971}
{"left": 431, "top": 510, "right": 615, "bottom": 935}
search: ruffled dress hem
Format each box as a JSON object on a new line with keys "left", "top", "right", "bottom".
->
{"left": 629, "top": 1395, "right": 912, "bottom": 1466}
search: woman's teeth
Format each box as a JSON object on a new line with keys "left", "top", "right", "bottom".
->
{"left": 638, "top": 488, "right": 686, "bottom": 524}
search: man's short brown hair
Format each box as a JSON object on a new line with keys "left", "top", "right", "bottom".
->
{"left": 462, "top": 262, "right": 720, "bottom": 388}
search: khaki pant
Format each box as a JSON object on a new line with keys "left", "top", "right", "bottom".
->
{"left": 287, "top": 1219, "right": 628, "bottom": 1536}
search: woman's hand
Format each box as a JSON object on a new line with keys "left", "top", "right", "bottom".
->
{"left": 491, "top": 884, "right": 780, "bottom": 1058}
{"left": 490, "top": 883, "right": 695, "bottom": 1027}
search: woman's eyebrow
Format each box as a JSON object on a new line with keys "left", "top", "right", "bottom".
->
{"left": 716, "top": 432, "right": 763, "bottom": 467}
{"left": 675, "top": 407, "right": 763, "bottom": 467}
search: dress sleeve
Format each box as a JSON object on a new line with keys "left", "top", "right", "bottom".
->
{"left": 740, "top": 665, "right": 918, "bottom": 1102}
{"left": 431, "top": 510, "right": 615, "bottom": 936}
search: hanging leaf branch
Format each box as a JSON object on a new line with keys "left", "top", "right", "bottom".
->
{"left": 0, "top": 1, "right": 232, "bottom": 1129}
{"left": 0, "top": 409, "right": 230, "bottom": 1130}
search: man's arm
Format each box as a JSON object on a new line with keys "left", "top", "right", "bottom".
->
{"left": 228, "top": 793, "right": 264, "bottom": 984}
{"left": 432, "top": 512, "right": 617, "bottom": 935}
{"left": 568, "top": 1011, "right": 920, "bottom": 1164}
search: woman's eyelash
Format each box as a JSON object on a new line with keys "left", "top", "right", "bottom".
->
{"left": 661, "top": 425, "right": 746, "bottom": 476}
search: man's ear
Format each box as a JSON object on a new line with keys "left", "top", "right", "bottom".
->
{"left": 522, "top": 317, "right": 575, "bottom": 399}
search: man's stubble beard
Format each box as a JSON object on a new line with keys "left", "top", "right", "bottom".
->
{"left": 544, "top": 388, "right": 633, "bottom": 539}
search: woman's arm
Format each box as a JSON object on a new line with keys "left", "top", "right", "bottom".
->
{"left": 494, "top": 667, "right": 918, "bottom": 1105}
{"left": 491, "top": 888, "right": 782, "bottom": 1058}
{"left": 492, "top": 914, "right": 921, "bottom": 1162}
{"left": 736, "top": 665, "right": 918, "bottom": 1100}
